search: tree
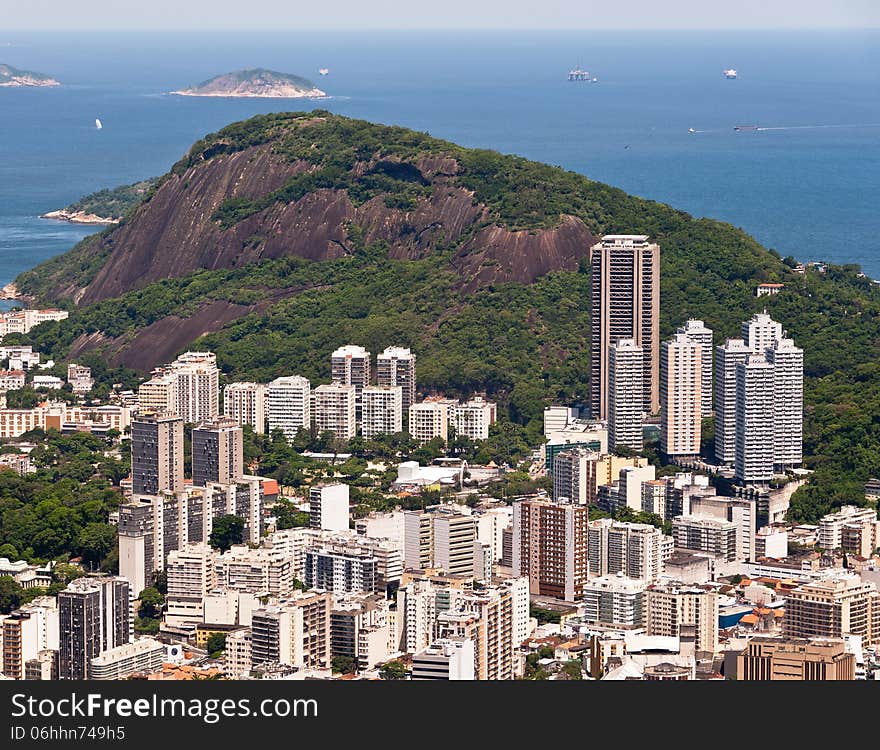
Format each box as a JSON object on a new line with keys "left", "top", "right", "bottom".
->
{"left": 209, "top": 515, "right": 245, "bottom": 552}
{"left": 379, "top": 660, "right": 408, "bottom": 680}
{"left": 0, "top": 543, "right": 18, "bottom": 559}
{"left": 561, "top": 660, "right": 584, "bottom": 680}
{"left": 0, "top": 576, "right": 23, "bottom": 614}
{"left": 76, "top": 523, "right": 116, "bottom": 568}
{"left": 138, "top": 587, "right": 164, "bottom": 619}
{"left": 206, "top": 632, "right": 227, "bottom": 657}
{"left": 332, "top": 656, "right": 356, "bottom": 674}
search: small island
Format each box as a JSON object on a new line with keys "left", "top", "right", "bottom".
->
{"left": 170, "top": 68, "right": 327, "bottom": 98}
{"left": 0, "top": 63, "right": 59, "bottom": 87}
{"left": 41, "top": 178, "right": 159, "bottom": 225}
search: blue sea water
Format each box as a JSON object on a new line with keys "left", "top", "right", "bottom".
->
{"left": 0, "top": 29, "right": 878, "bottom": 287}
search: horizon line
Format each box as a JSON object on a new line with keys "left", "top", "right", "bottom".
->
{"left": 4, "top": 25, "right": 880, "bottom": 32}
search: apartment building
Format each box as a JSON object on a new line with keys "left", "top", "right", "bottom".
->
{"left": 411, "top": 638, "right": 475, "bottom": 680}
{"left": 131, "top": 412, "right": 184, "bottom": 495}
{"left": 645, "top": 583, "right": 719, "bottom": 654}
{"left": 408, "top": 401, "right": 448, "bottom": 443}
{"left": 331, "top": 345, "right": 371, "bottom": 421}
{"left": 672, "top": 515, "right": 739, "bottom": 562}
{"left": 89, "top": 638, "right": 165, "bottom": 680}
{"left": 587, "top": 518, "right": 673, "bottom": 582}
{"left": 677, "top": 318, "right": 713, "bottom": 414}
{"left": 164, "top": 544, "right": 217, "bottom": 626}
{"left": 311, "top": 383, "right": 357, "bottom": 440}
{"left": 579, "top": 574, "right": 647, "bottom": 628}
{"left": 660, "top": 332, "right": 702, "bottom": 458}
{"left": 737, "top": 636, "right": 856, "bottom": 680}
{"left": 266, "top": 376, "right": 310, "bottom": 440}
{"left": 376, "top": 346, "right": 417, "bottom": 414}
{"left": 450, "top": 396, "right": 497, "bottom": 441}
{"left": 250, "top": 592, "right": 332, "bottom": 670}
{"left": 783, "top": 576, "right": 880, "bottom": 646}
{"left": 309, "top": 483, "right": 350, "bottom": 533}
{"left": 223, "top": 381, "right": 266, "bottom": 434}
{"left": 714, "top": 338, "right": 754, "bottom": 465}
{"left": 607, "top": 337, "right": 644, "bottom": 453}
{"left": 192, "top": 417, "right": 244, "bottom": 487}
{"left": 361, "top": 385, "right": 403, "bottom": 439}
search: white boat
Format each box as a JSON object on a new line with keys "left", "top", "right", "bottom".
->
{"left": 688, "top": 128, "right": 696, "bottom": 133}
{"left": 318, "top": 68, "right": 329, "bottom": 76}
{"left": 724, "top": 69, "right": 737, "bottom": 79}
{"left": 95, "top": 118, "right": 103, "bottom": 130}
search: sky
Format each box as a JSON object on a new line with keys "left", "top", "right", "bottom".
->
{"left": 3, "top": 0, "right": 879, "bottom": 31}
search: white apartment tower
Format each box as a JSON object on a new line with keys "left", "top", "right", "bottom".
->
{"left": 172, "top": 351, "right": 220, "bottom": 424}
{"left": 608, "top": 338, "right": 644, "bottom": 453}
{"left": 587, "top": 518, "right": 672, "bottom": 582}
{"left": 223, "top": 382, "right": 266, "bottom": 434}
{"left": 361, "top": 385, "right": 403, "bottom": 439}
{"left": 331, "top": 345, "right": 371, "bottom": 420}
{"left": 266, "top": 376, "right": 311, "bottom": 440}
{"left": 678, "top": 319, "right": 713, "bottom": 414}
{"left": 734, "top": 355, "right": 776, "bottom": 485}
{"left": 451, "top": 397, "right": 497, "bottom": 441}
{"left": 714, "top": 338, "right": 753, "bottom": 465}
{"left": 660, "top": 332, "right": 702, "bottom": 458}
{"left": 767, "top": 338, "right": 804, "bottom": 468}
{"left": 742, "top": 311, "right": 783, "bottom": 355}
{"left": 408, "top": 401, "right": 449, "bottom": 443}
{"left": 309, "top": 484, "right": 350, "bottom": 533}
{"left": 376, "top": 346, "right": 417, "bottom": 414}
{"left": 311, "top": 383, "right": 357, "bottom": 441}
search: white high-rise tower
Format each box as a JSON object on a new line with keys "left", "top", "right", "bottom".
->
{"left": 660, "top": 332, "right": 702, "bottom": 458}
{"left": 678, "top": 319, "right": 713, "bottom": 414}
{"left": 767, "top": 338, "right": 803, "bottom": 469}
{"left": 608, "top": 338, "right": 644, "bottom": 453}
{"left": 714, "top": 338, "right": 753, "bottom": 465}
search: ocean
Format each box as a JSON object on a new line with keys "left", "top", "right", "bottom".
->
{"left": 1, "top": 29, "right": 878, "bottom": 291}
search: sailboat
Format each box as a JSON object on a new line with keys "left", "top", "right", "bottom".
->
{"left": 95, "top": 118, "right": 103, "bottom": 130}
{"left": 318, "top": 68, "right": 329, "bottom": 76}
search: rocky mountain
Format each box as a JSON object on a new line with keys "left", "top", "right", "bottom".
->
{"left": 0, "top": 63, "right": 59, "bottom": 87}
{"left": 171, "top": 68, "right": 326, "bottom": 98}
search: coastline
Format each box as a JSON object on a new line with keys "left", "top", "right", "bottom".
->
{"left": 169, "top": 89, "right": 327, "bottom": 99}
{"left": 40, "top": 209, "right": 118, "bottom": 226}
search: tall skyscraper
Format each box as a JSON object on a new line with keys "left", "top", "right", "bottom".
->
{"left": 734, "top": 355, "right": 776, "bottom": 484}
{"left": 678, "top": 319, "right": 713, "bottom": 414}
{"left": 130, "top": 412, "right": 184, "bottom": 495}
{"left": 512, "top": 498, "right": 589, "bottom": 601}
{"left": 266, "top": 375, "right": 310, "bottom": 440}
{"left": 660, "top": 332, "right": 702, "bottom": 458}
{"left": 590, "top": 234, "right": 660, "bottom": 419}
{"left": 331, "top": 345, "right": 371, "bottom": 420}
{"left": 714, "top": 338, "right": 753, "bottom": 465}
{"left": 741, "top": 311, "right": 783, "bottom": 355}
{"left": 361, "top": 385, "right": 403, "bottom": 439}
{"left": 767, "top": 338, "right": 804, "bottom": 469}
{"left": 311, "top": 383, "right": 357, "bottom": 440}
{"left": 608, "top": 337, "right": 644, "bottom": 453}
{"left": 58, "top": 577, "right": 131, "bottom": 680}
{"left": 192, "top": 417, "right": 244, "bottom": 487}
{"left": 172, "top": 351, "right": 220, "bottom": 424}
{"left": 223, "top": 382, "right": 266, "bottom": 434}
{"left": 376, "top": 346, "right": 417, "bottom": 414}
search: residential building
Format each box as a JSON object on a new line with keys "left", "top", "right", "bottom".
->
{"left": 607, "top": 337, "right": 644, "bottom": 453}
{"left": 266, "top": 376, "right": 310, "bottom": 440}
{"left": 660, "top": 332, "right": 702, "bottom": 458}
{"left": 165, "top": 544, "right": 217, "bottom": 626}
{"left": 131, "top": 412, "right": 184, "bottom": 495}
{"left": 137, "top": 373, "right": 178, "bottom": 416}
{"left": 741, "top": 311, "right": 783, "bottom": 356}
{"left": 641, "top": 479, "right": 667, "bottom": 517}
{"left": 734, "top": 355, "right": 775, "bottom": 485}
{"left": 223, "top": 382, "right": 266, "bottom": 434}
{"left": 672, "top": 515, "right": 738, "bottom": 562}
{"left": 224, "top": 628, "right": 252, "bottom": 678}
{"left": 170, "top": 351, "right": 220, "bottom": 424}
{"left": 411, "top": 638, "right": 475, "bottom": 680}
{"left": 818, "top": 505, "right": 878, "bottom": 550}
{"left": 543, "top": 406, "right": 578, "bottom": 436}
{"left": 0, "top": 598, "right": 58, "bottom": 679}
{"left": 192, "top": 417, "right": 244, "bottom": 487}
{"left": 677, "top": 318, "right": 713, "bottom": 414}
{"left": 688, "top": 494, "right": 757, "bottom": 562}
{"left": 408, "top": 401, "right": 448, "bottom": 443}
{"left": 331, "top": 345, "right": 370, "bottom": 420}
{"left": 590, "top": 234, "right": 660, "bottom": 419}
{"left": 58, "top": 577, "right": 131, "bottom": 680}
{"left": 404, "top": 508, "right": 476, "bottom": 578}
{"left": 304, "top": 545, "right": 379, "bottom": 594}
{"left": 361, "top": 385, "right": 403, "bottom": 438}
{"left": 645, "top": 583, "right": 719, "bottom": 653}
{"left": 783, "top": 576, "right": 880, "bottom": 646}
{"left": 89, "top": 638, "right": 165, "bottom": 680}
{"left": 714, "top": 338, "right": 753, "bottom": 465}
{"left": 311, "top": 383, "right": 356, "bottom": 440}
{"left": 578, "top": 574, "right": 647, "bottom": 627}
{"left": 450, "top": 396, "right": 496, "bottom": 441}
{"left": 737, "top": 636, "right": 856, "bottom": 680}
{"left": 309, "top": 483, "right": 350, "bottom": 533}
{"left": 376, "top": 346, "right": 417, "bottom": 414}
{"left": 767, "top": 338, "right": 804, "bottom": 469}
{"left": 512, "top": 498, "right": 590, "bottom": 601}
{"left": 553, "top": 451, "right": 648, "bottom": 505}
{"left": 329, "top": 594, "right": 391, "bottom": 671}
{"left": 66, "top": 364, "right": 94, "bottom": 394}
{"left": 250, "top": 592, "right": 332, "bottom": 669}
{"left": 215, "top": 545, "right": 293, "bottom": 598}
{"left": 587, "top": 519, "right": 673, "bottom": 582}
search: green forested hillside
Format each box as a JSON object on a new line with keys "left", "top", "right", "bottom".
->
{"left": 13, "top": 112, "right": 880, "bottom": 523}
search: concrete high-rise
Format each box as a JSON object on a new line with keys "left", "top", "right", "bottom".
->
{"left": 58, "top": 577, "right": 131, "bottom": 680}
{"left": 266, "top": 376, "right": 310, "bottom": 441}
{"left": 403, "top": 509, "right": 476, "bottom": 577}
{"left": 361, "top": 385, "right": 403, "bottom": 439}
{"left": 608, "top": 338, "right": 644, "bottom": 453}
{"left": 737, "top": 637, "right": 857, "bottom": 680}
{"left": 331, "top": 345, "right": 371, "bottom": 420}
{"left": 192, "top": 417, "right": 244, "bottom": 487}
{"left": 645, "top": 583, "right": 719, "bottom": 654}
{"left": 376, "top": 346, "right": 417, "bottom": 414}
{"left": 767, "top": 338, "right": 803, "bottom": 469}
{"left": 131, "top": 412, "right": 184, "bottom": 495}
{"left": 734, "top": 355, "right": 775, "bottom": 485}
{"left": 311, "top": 383, "right": 357, "bottom": 440}
{"left": 251, "top": 592, "right": 332, "bottom": 670}
{"left": 408, "top": 401, "right": 448, "bottom": 443}
{"left": 660, "top": 332, "right": 702, "bottom": 458}
{"left": 590, "top": 234, "right": 660, "bottom": 419}
{"left": 164, "top": 544, "right": 217, "bottom": 626}
{"left": 223, "top": 382, "right": 266, "bottom": 433}
{"left": 741, "top": 311, "right": 783, "bottom": 355}
{"left": 309, "top": 484, "right": 350, "bottom": 532}
{"left": 714, "top": 338, "right": 752, "bottom": 465}
{"left": 513, "top": 498, "right": 590, "bottom": 601}
{"left": 677, "top": 319, "right": 713, "bottom": 414}
{"left": 587, "top": 518, "right": 673, "bottom": 582}
{"left": 783, "top": 576, "right": 880, "bottom": 646}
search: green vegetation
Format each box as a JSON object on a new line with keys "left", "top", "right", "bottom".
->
{"left": 209, "top": 515, "right": 245, "bottom": 552}
{"left": 15, "top": 112, "right": 880, "bottom": 522}
{"left": 332, "top": 656, "right": 356, "bottom": 674}
{"left": 529, "top": 603, "right": 562, "bottom": 625}
{"left": 137, "top": 587, "right": 164, "bottom": 619}
{"left": 206, "top": 632, "right": 227, "bottom": 658}
{"left": 0, "top": 64, "right": 56, "bottom": 84}
{"left": 62, "top": 178, "right": 159, "bottom": 221}
{"left": 378, "top": 660, "right": 408, "bottom": 680}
